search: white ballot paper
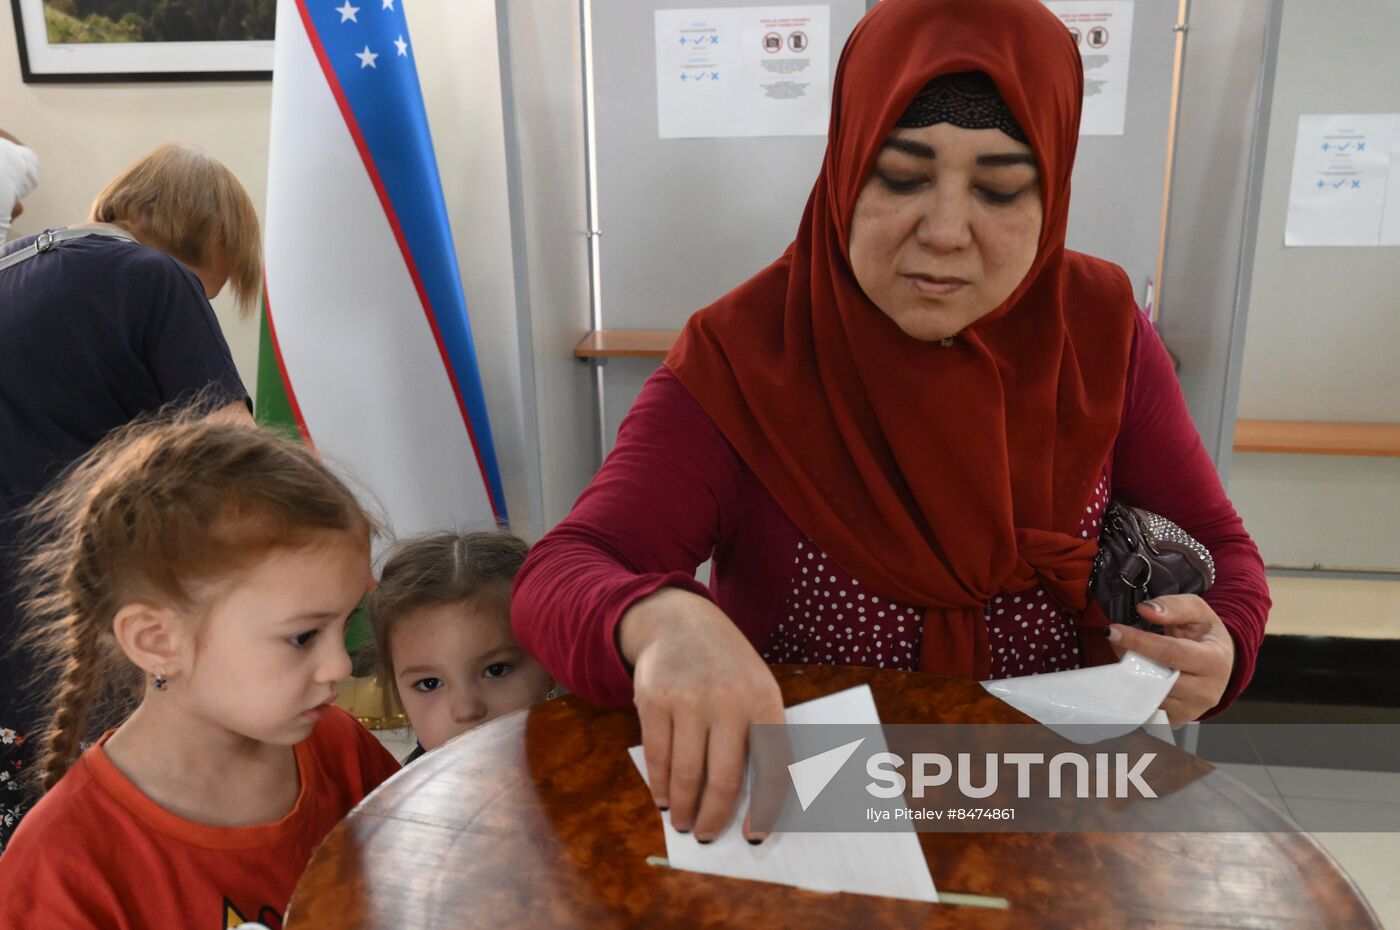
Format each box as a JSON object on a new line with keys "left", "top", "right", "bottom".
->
{"left": 981, "top": 650, "right": 1178, "bottom": 744}
{"left": 629, "top": 685, "right": 938, "bottom": 903}
{"left": 654, "top": 5, "right": 832, "bottom": 139}
{"left": 1043, "top": 0, "right": 1134, "bottom": 136}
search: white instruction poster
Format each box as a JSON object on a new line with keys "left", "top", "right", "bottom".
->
{"left": 655, "top": 5, "right": 831, "bottom": 139}
{"left": 1284, "top": 114, "right": 1398, "bottom": 247}
{"left": 1043, "top": 1, "right": 1135, "bottom": 136}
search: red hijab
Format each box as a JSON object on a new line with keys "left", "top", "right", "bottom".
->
{"left": 665, "top": 0, "right": 1136, "bottom": 679}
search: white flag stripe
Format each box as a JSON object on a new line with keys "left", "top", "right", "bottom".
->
{"left": 265, "top": 0, "right": 493, "bottom": 538}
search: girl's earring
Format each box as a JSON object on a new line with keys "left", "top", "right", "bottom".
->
{"left": 152, "top": 672, "right": 168, "bottom": 692}
{"left": 544, "top": 683, "right": 563, "bottom": 701}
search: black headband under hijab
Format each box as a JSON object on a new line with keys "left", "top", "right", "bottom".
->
{"left": 894, "top": 71, "right": 1028, "bottom": 143}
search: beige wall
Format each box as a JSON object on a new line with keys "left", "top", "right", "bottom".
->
{"left": 1, "top": 10, "right": 270, "bottom": 387}
{"left": 1, "top": 3, "right": 540, "bottom": 530}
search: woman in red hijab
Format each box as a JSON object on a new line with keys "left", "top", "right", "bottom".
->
{"left": 513, "top": 0, "right": 1268, "bottom": 842}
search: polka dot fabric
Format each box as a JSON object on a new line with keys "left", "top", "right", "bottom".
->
{"left": 762, "top": 473, "right": 1112, "bottom": 679}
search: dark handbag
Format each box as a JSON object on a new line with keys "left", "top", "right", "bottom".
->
{"left": 1089, "top": 502, "right": 1216, "bottom": 632}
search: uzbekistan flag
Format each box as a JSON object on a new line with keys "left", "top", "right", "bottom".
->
{"left": 257, "top": 0, "right": 506, "bottom": 534}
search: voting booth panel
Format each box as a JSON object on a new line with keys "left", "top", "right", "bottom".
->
{"left": 1223, "top": 0, "right": 1400, "bottom": 574}
{"left": 586, "top": 0, "right": 1181, "bottom": 450}
{"left": 498, "top": 1, "right": 1283, "bottom": 534}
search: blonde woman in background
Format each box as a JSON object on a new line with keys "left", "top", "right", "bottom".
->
{"left": 0, "top": 142, "right": 261, "bottom": 849}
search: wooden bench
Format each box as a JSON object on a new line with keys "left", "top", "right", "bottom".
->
{"left": 1232, "top": 420, "right": 1400, "bottom": 457}
{"left": 574, "top": 329, "right": 679, "bottom": 359}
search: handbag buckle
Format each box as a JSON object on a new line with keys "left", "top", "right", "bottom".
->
{"left": 1118, "top": 551, "right": 1153, "bottom": 589}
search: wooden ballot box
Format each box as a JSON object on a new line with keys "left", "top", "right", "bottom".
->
{"left": 286, "top": 665, "right": 1380, "bottom": 929}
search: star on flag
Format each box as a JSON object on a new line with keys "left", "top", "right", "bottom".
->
{"left": 395, "top": 35, "right": 409, "bottom": 56}
{"left": 335, "top": 1, "right": 359, "bottom": 23}
{"left": 356, "top": 45, "right": 379, "bottom": 68}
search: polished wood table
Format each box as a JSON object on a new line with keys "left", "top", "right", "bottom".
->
{"left": 286, "top": 666, "right": 1380, "bottom": 929}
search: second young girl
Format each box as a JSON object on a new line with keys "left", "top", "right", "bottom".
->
{"left": 0, "top": 416, "right": 399, "bottom": 929}
{"left": 371, "top": 531, "right": 554, "bottom": 762}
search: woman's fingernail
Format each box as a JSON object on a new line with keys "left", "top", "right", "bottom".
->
{"left": 697, "top": 837, "right": 713, "bottom": 845}
{"left": 1107, "top": 626, "right": 1122, "bottom": 643}
{"left": 747, "top": 837, "right": 764, "bottom": 846}
{"left": 657, "top": 805, "right": 669, "bottom": 813}
{"left": 1144, "top": 600, "right": 1166, "bottom": 614}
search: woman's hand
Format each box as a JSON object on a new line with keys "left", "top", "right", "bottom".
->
{"left": 619, "top": 587, "right": 785, "bottom": 842}
{"left": 1107, "top": 594, "right": 1236, "bottom": 726}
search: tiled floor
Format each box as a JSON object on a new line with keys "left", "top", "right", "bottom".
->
{"left": 1215, "top": 573, "right": 1400, "bottom": 925}
{"left": 1214, "top": 762, "right": 1400, "bottom": 927}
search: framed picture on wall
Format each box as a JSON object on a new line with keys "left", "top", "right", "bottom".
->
{"left": 10, "top": 0, "right": 273, "bottom": 82}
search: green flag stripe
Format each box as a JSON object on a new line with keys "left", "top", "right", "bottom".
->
{"left": 256, "top": 299, "right": 373, "bottom": 655}
{"left": 255, "top": 299, "right": 299, "bottom": 432}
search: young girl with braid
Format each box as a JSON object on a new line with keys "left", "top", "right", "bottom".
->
{"left": 0, "top": 416, "right": 399, "bottom": 930}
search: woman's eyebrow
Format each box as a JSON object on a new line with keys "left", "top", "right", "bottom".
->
{"left": 881, "top": 137, "right": 935, "bottom": 159}
{"left": 976, "top": 152, "right": 1037, "bottom": 168}
{"left": 879, "top": 139, "right": 1035, "bottom": 170}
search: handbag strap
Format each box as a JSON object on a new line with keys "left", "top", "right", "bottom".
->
{"left": 0, "top": 226, "right": 139, "bottom": 274}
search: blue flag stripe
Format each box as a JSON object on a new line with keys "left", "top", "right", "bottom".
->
{"left": 295, "top": 0, "right": 508, "bottom": 521}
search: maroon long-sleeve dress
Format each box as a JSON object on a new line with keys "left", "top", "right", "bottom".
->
{"left": 513, "top": 311, "right": 1269, "bottom": 715}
